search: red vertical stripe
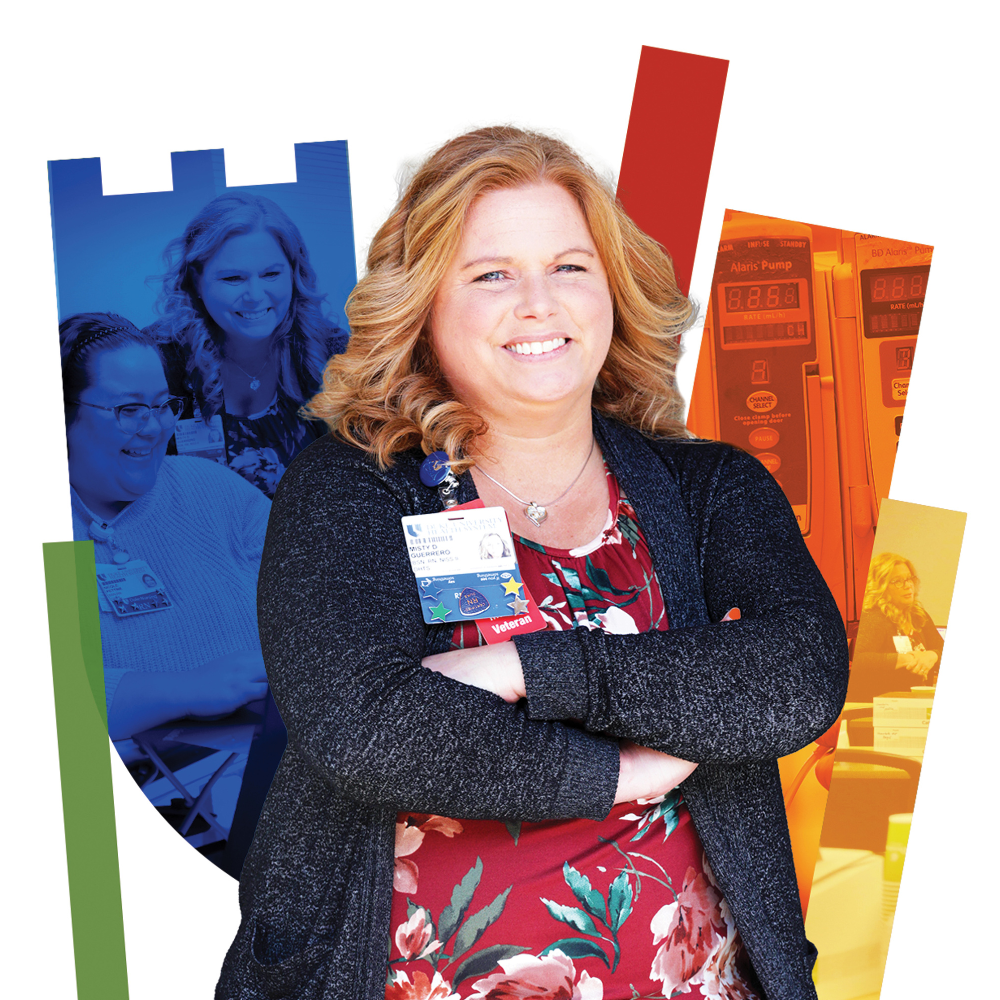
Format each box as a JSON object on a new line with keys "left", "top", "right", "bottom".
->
{"left": 618, "top": 46, "right": 729, "bottom": 296}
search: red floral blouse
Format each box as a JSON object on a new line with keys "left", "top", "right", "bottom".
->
{"left": 388, "top": 470, "right": 761, "bottom": 1000}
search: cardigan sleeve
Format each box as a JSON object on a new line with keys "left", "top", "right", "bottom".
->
{"left": 849, "top": 607, "right": 904, "bottom": 698}
{"left": 514, "top": 445, "right": 849, "bottom": 762}
{"left": 852, "top": 607, "right": 900, "bottom": 670}
{"left": 256, "top": 440, "right": 620, "bottom": 822}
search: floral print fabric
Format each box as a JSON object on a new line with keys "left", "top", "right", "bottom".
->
{"left": 388, "top": 472, "right": 761, "bottom": 999}
{"left": 387, "top": 804, "right": 761, "bottom": 999}
{"left": 220, "top": 391, "right": 326, "bottom": 498}
{"left": 450, "top": 469, "right": 667, "bottom": 650}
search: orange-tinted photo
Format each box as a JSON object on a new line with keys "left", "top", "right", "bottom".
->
{"left": 806, "top": 500, "right": 964, "bottom": 1000}
{"left": 688, "top": 214, "right": 964, "bottom": 998}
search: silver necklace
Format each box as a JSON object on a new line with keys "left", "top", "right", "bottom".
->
{"left": 224, "top": 354, "right": 273, "bottom": 392}
{"left": 475, "top": 437, "right": 596, "bottom": 527}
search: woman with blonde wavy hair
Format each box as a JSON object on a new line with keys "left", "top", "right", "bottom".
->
{"left": 151, "top": 192, "right": 347, "bottom": 497}
{"left": 217, "top": 127, "right": 847, "bottom": 1000}
{"left": 851, "top": 552, "right": 943, "bottom": 699}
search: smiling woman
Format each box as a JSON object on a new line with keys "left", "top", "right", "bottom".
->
{"left": 196, "top": 230, "right": 294, "bottom": 349}
{"left": 66, "top": 343, "right": 185, "bottom": 519}
{"left": 150, "top": 193, "right": 348, "bottom": 497}
{"left": 428, "top": 183, "right": 615, "bottom": 439}
{"left": 60, "top": 312, "right": 270, "bottom": 744}
{"left": 218, "top": 128, "right": 848, "bottom": 1000}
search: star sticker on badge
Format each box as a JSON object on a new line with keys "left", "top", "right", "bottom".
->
{"left": 503, "top": 577, "right": 524, "bottom": 596}
{"left": 429, "top": 601, "right": 452, "bottom": 622}
{"left": 507, "top": 596, "right": 529, "bottom": 615}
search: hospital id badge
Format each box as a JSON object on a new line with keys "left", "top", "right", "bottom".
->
{"left": 95, "top": 560, "right": 174, "bottom": 617}
{"left": 892, "top": 634, "right": 913, "bottom": 654}
{"left": 402, "top": 506, "right": 533, "bottom": 625}
{"left": 173, "top": 413, "right": 227, "bottom": 466}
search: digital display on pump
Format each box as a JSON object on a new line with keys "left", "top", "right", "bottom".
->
{"left": 717, "top": 276, "right": 811, "bottom": 349}
{"left": 724, "top": 281, "right": 800, "bottom": 312}
{"left": 709, "top": 231, "right": 814, "bottom": 530}
{"left": 722, "top": 321, "right": 808, "bottom": 345}
{"left": 861, "top": 265, "right": 930, "bottom": 338}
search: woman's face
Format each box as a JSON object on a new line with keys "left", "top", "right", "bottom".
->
{"left": 483, "top": 534, "right": 504, "bottom": 558}
{"left": 887, "top": 562, "right": 917, "bottom": 607}
{"left": 66, "top": 344, "right": 173, "bottom": 517}
{"left": 429, "top": 182, "right": 614, "bottom": 421}
{"left": 196, "top": 230, "right": 293, "bottom": 345}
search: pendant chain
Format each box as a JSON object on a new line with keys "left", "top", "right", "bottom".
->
{"left": 224, "top": 353, "right": 273, "bottom": 392}
{"left": 474, "top": 437, "right": 596, "bottom": 527}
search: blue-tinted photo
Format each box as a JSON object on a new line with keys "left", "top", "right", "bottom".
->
{"left": 49, "top": 144, "right": 356, "bottom": 874}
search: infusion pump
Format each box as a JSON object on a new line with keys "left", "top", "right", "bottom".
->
{"left": 688, "top": 213, "right": 933, "bottom": 624}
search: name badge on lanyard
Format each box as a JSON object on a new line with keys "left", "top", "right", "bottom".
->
{"left": 95, "top": 560, "right": 174, "bottom": 617}
{"left": 173, "top": 413, "right": 227, "bottom": 467}
{"left": 892, "top": 634, "right": 913, "bottom": 655}
{"left": 401, "top": 505, "right": 544, "bottom": 640}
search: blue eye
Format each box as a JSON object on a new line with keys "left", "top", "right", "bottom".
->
{"left": 475, "top": 271, "right": 505, "bottom": 283}
{"left": 556, "top": 264, "right": 586, "bottom": 273}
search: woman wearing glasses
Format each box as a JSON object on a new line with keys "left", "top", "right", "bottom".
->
{"left": 61, "top": 312, "right": 270, "bottom": 740}
{"left": 851, "top": 552, "right": 943, "bottom": 700}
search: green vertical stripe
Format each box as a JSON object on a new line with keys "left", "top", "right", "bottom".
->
{"left": 43, "top": 541, "right": 129, "bottom": 1000}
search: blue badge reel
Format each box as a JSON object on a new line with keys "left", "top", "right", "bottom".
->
{"left": 402, "top": 507, "right": 527, "bottom": 624}
{"left": 419, "top": 450, "right": 460, "bottom": 508}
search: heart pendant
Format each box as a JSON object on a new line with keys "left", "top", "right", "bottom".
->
{"left": 525, "top": 502, "right": 548, "bottom": 527}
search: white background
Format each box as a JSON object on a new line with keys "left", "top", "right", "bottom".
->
{"left": 3, "top": 2, "right": 995, "bottom": 996}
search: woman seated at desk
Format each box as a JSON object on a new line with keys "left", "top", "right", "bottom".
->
{"left": 851, "top": 552, "right": 943, "bottom": 701}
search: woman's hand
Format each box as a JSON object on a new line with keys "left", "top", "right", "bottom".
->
{"left": 909, "top": 648, "right": 939, "bottom": 680}
{"left": 421, "top": 643, "right": 526, "bottom": 704}
{"left": 183, "top": 649, "right": 270, "bottom": 717}
{"left": 108, "top": 649, "right": 269, "bottom": 740}
{"left": 896, "top": 648, "right": 938, "bottom": 680}
{"left": 615, "top": 740, "right": 698, "bottom": 804}
{"left": 422, "top": 651, "right": 699, "bottom": 801}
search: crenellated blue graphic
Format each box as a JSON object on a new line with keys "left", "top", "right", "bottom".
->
{"left": 49, "top": 142, "right": 356, "bottom": 876}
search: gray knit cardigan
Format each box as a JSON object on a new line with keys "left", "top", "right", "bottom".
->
{"left": 216, "top": 412, "right": 849, "bottom": 1000}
